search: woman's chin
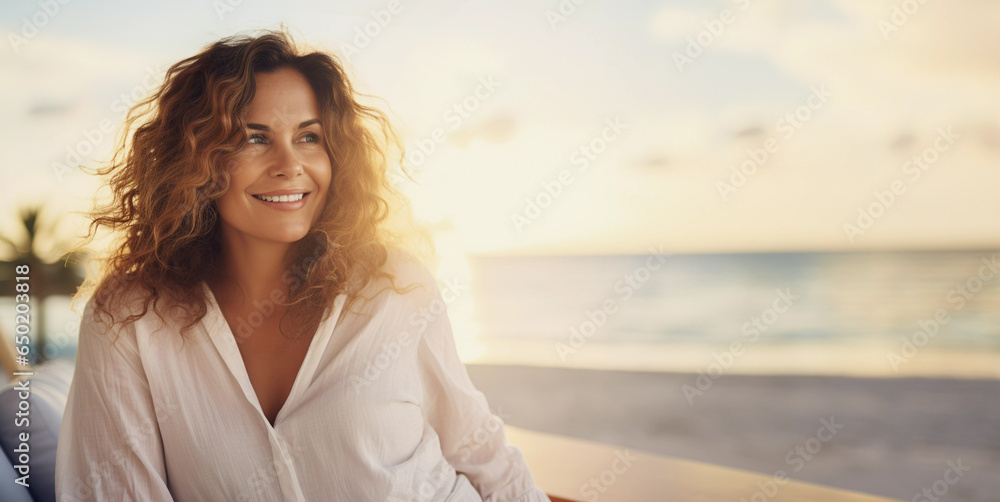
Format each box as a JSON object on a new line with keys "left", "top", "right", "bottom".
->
{"left": 259, "top": 229, "right": 311, "bottom": 244}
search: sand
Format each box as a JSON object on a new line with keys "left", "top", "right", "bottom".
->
{"left": 466, "top": 365, "right": 1000, "bottom": 502}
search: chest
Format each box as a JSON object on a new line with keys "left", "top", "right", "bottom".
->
{"left": 220, "top": 307, "right": 318, "bottom": 426}
{"left": 144, "top": 299, "right": 432, "bottom": 492}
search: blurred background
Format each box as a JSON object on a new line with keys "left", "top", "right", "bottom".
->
{"left": 1, "top": 0, "right": 998, "bottom": 500}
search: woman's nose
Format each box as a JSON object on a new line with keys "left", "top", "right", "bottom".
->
{"left": 269, "top": 141, "right": 304, "bottom": 178}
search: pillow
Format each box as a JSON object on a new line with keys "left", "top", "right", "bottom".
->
{"left": 0, "top": 446, "right": 34, "bottom": 502}
{"left": 0, "top": 357, "right": 76, "bottom": 502}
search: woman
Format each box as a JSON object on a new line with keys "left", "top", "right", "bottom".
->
{"left": 55, "top": 29, "right": 550, "bottom": 502}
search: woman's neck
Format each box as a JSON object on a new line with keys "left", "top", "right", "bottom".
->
{"left": 212, "top": 234, "right": 296, "bottom": 308}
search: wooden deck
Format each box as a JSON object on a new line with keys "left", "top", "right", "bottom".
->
{"left": 505, "top": 426, "right": 903, "bottom": 502}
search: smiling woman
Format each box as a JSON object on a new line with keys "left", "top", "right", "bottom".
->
{"left": 54, "top": 28, "right": 551, "bottom": 502}
{"left": 217, "top": 69, "right": 331, "bottom": 246}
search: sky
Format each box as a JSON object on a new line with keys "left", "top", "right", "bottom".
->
{"left": 1, "top": 0, "right": 998, "bottom": 258}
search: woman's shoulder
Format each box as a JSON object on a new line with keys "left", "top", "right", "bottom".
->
{"left": 382, "top": 246, "right": 433, "bottom": 280}
{"left": 348, "top": 246, "right": 440, "bottom": 313}
{"left": 81, "top": 274, "right": 185, "bottom": 338}
{"left": 84, "top": 274, "right": 141, "bottom": 317}
{"left": 379, "top": 246, "right": 440, "bottom": 296}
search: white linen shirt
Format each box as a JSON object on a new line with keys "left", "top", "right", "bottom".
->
{"left": 55, "top": 250, "right": 550, "bottom": 502}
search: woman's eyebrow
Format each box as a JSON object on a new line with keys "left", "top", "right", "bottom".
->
{"left": 246, "top": 118, "right": 321, "bottom": 131}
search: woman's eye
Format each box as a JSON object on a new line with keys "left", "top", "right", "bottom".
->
{"left": 247, "top": 133, "right": 267, "bottom": 145}
{"left": 302, "top": 133, "right": 320, "bottom": 143}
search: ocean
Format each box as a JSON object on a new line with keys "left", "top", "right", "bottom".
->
{"left": 464, "top": 250, "right": 1000, "bottom": 350}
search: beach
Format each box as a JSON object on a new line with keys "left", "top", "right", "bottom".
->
{"left": 467, "top": 364, "right": 1000, "bottom": 502}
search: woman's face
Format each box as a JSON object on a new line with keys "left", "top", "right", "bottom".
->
{"left": 216, "top": 67, "right": 332, "bottom": 249}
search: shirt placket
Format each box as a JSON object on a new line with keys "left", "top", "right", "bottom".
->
{"left": 268, "top": 432, "right": 307, "bottom": 502}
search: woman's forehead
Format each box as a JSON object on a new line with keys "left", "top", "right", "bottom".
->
{"left": 245, "top": 69, "right": 319, "bottom": 125}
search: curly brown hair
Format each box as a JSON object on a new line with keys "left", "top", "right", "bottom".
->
{"left": 71, "top": 28, "right": 434, "bottom": 344}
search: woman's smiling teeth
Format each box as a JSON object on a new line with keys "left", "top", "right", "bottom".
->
{"left": 253, "top": 193, "right": 306, "bottom": 202}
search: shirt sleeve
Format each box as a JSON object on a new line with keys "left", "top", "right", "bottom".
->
{"left": 408, "top": 261, "right": 551, "bottom": 502}
{"left": 55, "top": 297, "right": 174, "bottom": 501}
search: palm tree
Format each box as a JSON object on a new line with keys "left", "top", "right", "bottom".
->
{"left": 0, "top": 204, "right": 87, "bottom": 365}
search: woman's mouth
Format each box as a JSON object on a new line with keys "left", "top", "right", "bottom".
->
{"left": 252, "top": 193, "right": 307, "bottom": 202}
{"left": 251, "top": 192, "right": 311, "bottom": 210}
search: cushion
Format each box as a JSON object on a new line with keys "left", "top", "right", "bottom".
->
{"left": 0, "top": 357, "right": 76, "bottom": 502}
